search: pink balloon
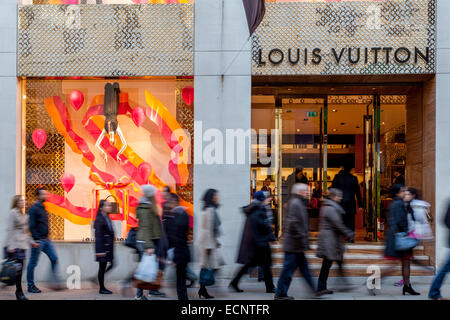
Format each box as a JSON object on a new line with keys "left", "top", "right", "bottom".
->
{"left": 138, "top": 162, "right": 152, "bottom": 183}
{"left": 60, "top": 173, "right": 75, "bottom": 193}
{"left": 182, "top": 86, "right": 194, "bottom": 106}
{"left": 131, "top": 107, "right": 146, "bottom": 127}
{"left": 62, "top": 0, "right": 79, "bottom": 4}
{"left": 69, "top": 90, "right": 84, "bottom": 111}
{"left": 32, "top": 129, "right": 47, "bottom": 150}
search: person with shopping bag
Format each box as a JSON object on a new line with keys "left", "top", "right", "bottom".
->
{"left": 134, "top": 185, "right": 165, "bottom": 300}
{"left": 197, "top": 189, "right": 225, "bottom": 299}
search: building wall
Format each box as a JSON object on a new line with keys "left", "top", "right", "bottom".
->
{"left": 0, "top": 0, "right": 18, "bottom": 247}
{"left": 193, "top": 0, "right": 252, "bottom": 277}
{"left": 435, "top": 0, "right": 450, "bottom": 267}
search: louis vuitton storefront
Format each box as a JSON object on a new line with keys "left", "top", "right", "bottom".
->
{"left": 0, "top": 0, "right": 448, "bottom": 282}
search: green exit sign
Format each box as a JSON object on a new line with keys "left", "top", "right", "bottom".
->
{"left": 306, "top": 111, "right": 318, "bottom": 117}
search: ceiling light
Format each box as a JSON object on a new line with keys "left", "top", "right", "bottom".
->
{"left": 332, "top": 129, "right": 337, "bottom": 132}
{"left": 332, "top": 109, "right": 337, "bottom": 112}
{"left": 296, "top": 129, "right": 300, "bottom": 132}
{"left": 287, "top": 88, "right": 292, "bottom": 91}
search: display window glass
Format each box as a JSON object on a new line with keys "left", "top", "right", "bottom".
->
{"left": 21, "top": 78, "right": 194, "bottom": 242}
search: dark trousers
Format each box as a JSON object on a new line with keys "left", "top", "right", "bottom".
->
{"left": 275, "top": 252, "right": 315, "bottom": 297}
{"left": 343, "top": 213, "right": 356, "bottom": 234}
{"left": 16, "top": 259, "right": 24, "bottom": 294}
{"left": 231, "top": 247, "right": 274, "bottom": 291}
{"left": 176, "top": 263, "right": 188, "bottom": 300}
{"left": 98, "top": 261, "right": 114, "bottom": 290}
{"left": 317, "top": 259, "right": 343, "bottom": 291}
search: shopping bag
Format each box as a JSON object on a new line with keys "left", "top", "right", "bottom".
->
{"left": 134, "top": 254, "right": 158, "bottom": 283}
{"left": 413, "top": 223, "right": 434, "bottom": 240}
{"left": 395, "top": 232, "right": 419, "bottom": 251}
{"left": 199, "top": 268, "right": 215, "bottom": 286}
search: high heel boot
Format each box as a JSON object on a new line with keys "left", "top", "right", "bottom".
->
{"left": 198, "top": 286, "right": 214, "bottom": 299}
{"left": 403, "top": 284, "right": 420, "bottom": 296}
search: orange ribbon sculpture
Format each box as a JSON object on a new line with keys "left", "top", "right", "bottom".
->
{"left": 43, "top": 87, "right": 193, "bottom": 228}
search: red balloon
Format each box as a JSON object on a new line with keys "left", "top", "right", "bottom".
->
{"left": 32, "top": 129, "right": 47, "bottom": 150}
{"left": 69, "top": 90, "right": 84, "bottom": 111}
{"left": 131, "top": 107, "right": 146, "bottom": 127}
{"left": 138, "top": 162, "right": 152, "bottom": 183}
{"left": 60, "top": 173, "right": 75, "bottom": 193}
{"left": 182, "top": 86, "right": 194, "bottom": 106}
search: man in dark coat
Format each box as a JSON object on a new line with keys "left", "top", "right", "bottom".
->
{"left": 331, "top": 162, "right": 362, "bottom": 237}
{"left": 230, "top": 191, "right": 275, "bottom": 293}
{"left": 428, "top": 200, "right": 450, "bottom": 300}
{"left": 275, "top": 183, "right": 316, "bottom": 300}
{"left": 27, "top": 188, "right": 60, "bottom": 293}
{"left": 165, "top": 204, "right": 191, "bottom": 300}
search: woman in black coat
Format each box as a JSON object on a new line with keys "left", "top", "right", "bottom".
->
{"left": 230, "top": 191, "right": 275, "bottom": 293}
{"left": 383, "top": 184, "right": 420, "bottom": 296}
{"left": 94, "top": 200, "right": 115, "bottom": 294}
{"left": 165, "top": 199, "right": 191, "bottom": 301}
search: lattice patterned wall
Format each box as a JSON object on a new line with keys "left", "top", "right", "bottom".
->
{"left": 25, "top": 80, "right": 65, "bottom": 240}
{"left": 18, "top": 4, "right": 194, "bottom": 77}
{"left": 252, "top": 0, "right": 436, "bottom": 75}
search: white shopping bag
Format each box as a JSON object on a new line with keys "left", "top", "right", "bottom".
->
{"left": 134, "top": 254, "right": 158, "bottom": 283}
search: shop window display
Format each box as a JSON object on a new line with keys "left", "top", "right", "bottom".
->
{"left": 22, "top": 78, "right": 194, "bottom": 241}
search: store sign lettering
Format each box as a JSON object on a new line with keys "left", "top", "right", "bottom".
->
{"left": 257, "top": 47, "right": 430, "bottom": 66}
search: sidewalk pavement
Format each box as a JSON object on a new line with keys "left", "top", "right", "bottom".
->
{"left": 1, "top": 277, "right": 448, "bottom": 300}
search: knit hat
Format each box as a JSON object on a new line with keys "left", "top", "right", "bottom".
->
{"left": 142, "top": 185, "right": 156, "bottom": 198}
{"left": 253, "top": 190, "right": 266, "bottom": 202}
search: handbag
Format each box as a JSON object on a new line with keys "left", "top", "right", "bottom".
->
{"left": 125, "top": 228, "right": 137, "bottom": 249}
{"left": 199, "top": 268, "right": 215, "bottom": 286}
{"left": 0, "top": 259, "right": 21, "bottom": 286}
{"left": 395, "top": 232, "right": 419, "bottom": 251}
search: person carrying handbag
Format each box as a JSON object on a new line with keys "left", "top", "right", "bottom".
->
{"left": 3, "top": 195, "right": 33, "bottom": 300}
{"left": 382, "top": 184, "right": 420, "bottom": 296}
{"left": 197, "top": 189, "right": 225, "bottom": 299}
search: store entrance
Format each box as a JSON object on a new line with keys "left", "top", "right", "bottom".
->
{"left": 251, "top": 90, "right": 407, "bottom": 242}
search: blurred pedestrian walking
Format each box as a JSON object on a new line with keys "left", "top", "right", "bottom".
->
{"left": 94, "top": 199, "right": 115, "bottom": 294}
{"left": 26, "top": 187, "right": 61, "bottom": 293}
{"left": 197, "top": 189, "right": 225, "bottom": 299}
{"left": 316, "top": 188, "right": 354, "bottom": 296}
{"left": 4, "top": 195, "right": 31, "bottom": 300}
{"left": 274, "top": 183, "right": 316, "bottom": 300}
{"left": 381, "top": 184, "right": 420, "bottom": 296}
{"left": 135, "top": 185, "right": 166, "bottom": 300}
{"left": 428, "top": 198, "right": 450, "bottom": 300}
{"left": 164, "top": 197, "right": 191, "bottom": 300}
{"left": 230, "top": 191, "right": 275, "bottom": 293}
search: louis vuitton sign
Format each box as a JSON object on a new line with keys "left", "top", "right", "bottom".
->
{"left": 252, "top": 1, "right": 436, "bottom": 76}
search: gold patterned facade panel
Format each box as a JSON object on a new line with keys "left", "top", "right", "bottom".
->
{"left": 252, "top": 0, "right": 436, "bottom": 75}
{"left": 18, "top": 4, "right": 194, "bottom": 77}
